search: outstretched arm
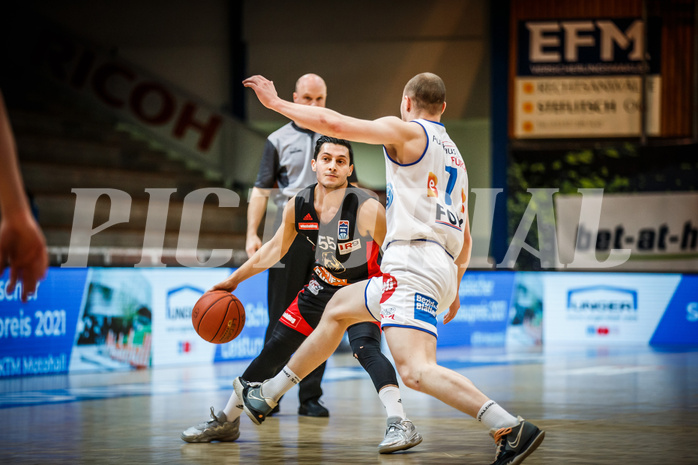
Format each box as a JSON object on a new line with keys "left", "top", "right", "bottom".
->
{"left": 0, "top": 91, "right": 48, "bottom": 301}
{"left": 243, "top": 75, "right": 424, "bottom": 156}
{"left": 212, "top": 198, "right": 298, "bottom": 292}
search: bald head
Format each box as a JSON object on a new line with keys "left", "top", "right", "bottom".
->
{"left": 403, "top": 72, "right": 446, "bottom": 115}
{"left": 293, "top": 73, "right": 327, "bottom": 107}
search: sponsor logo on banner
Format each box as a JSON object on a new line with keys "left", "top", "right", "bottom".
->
{"left": 299, "top": 222, "right": 319, "bottom": 230}
{"left": 338, "top": 239, "right": 361, "bottom": 255}
{"left": 167, "top": 286, "right": 203, "bottom": 321}
{"left": 688, "top": 302, "right": 698, "bottom": 322}
{"left": 567, "top": 286, "right": 638, "bottom": 320}
{"left": 586, "top": 325, "right": 619, "bottom": 336}
{"left": 514, "top": 18, "right": 662, "bottom": 138}
{"left": 414, "top": 293, "right": 438, "bottom": 326}
{"left": 555, "top": 192, "right": 698, "bottom": 272}
{"left": 338, "top": 220, "right": 349, "bottom": 240}
{"left": 178, "top": 341, "right": 192, "bottom": 353}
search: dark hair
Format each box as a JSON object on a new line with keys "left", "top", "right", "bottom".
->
{"left": 313, "top": 135, "right": 354, "bottom": 165}
{"left": 404, "top": 72, "right": 446, "bottom": 114}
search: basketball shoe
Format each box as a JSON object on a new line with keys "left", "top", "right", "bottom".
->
{"left": 233, "top": 377, "right": 277, "bottom": 425}
{"left": 377, "top": 416, "right": 423, "bottom": 454}
{"left": 490, "top": 416, "right": 544, "bottom": 465}
{"left": 180, "top": 407, "right": 240, "bottom": 443}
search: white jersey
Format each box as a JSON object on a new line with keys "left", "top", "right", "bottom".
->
{"left": 383, "top": 119, "right": 468, "bottom": 259}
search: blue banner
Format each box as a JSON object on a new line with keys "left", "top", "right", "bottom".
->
{"left": 650, "top": 275, "right": 698, "bottom": 346}
{"left": 438, "top": 271, "right": 517, "bottom": 347}
{"left": 0, "top": 268, "right": 89, "bottom": 377}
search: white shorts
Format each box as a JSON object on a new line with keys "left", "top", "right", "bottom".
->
{"left": 364, "top": 241, "right": 458, "bottom": 337}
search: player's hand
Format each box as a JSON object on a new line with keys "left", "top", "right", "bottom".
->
{"left": 210, "top": 278, "right": 238, "bottom": 293}
{"left": 242, "top": 75, "right": 280, "bottom": 109}
{"left": 443, "top": 296, "right": 460, "bottom": 324}
{"left": 245, "top": 234, "right": 262, "bottom": 259}
{"left": 0, "top": 214, "right": 48, "bottom": 302}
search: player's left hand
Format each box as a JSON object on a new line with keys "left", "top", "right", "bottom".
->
{"left": 443, "top": 297, "right": 460, "bottom": 324}
{"left": 0, "top": 214, "right": 48, "bottom": 302}
{"left": 242, "top": 75, "right": 280, "bottom": 109}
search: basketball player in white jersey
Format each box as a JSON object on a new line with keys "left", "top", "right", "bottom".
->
{"left": 239, "top": 73, "right": 544, "bottom": 465}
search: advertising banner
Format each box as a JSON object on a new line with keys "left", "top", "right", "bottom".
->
{"left": 514, "top": 18, "right": 661, "bottom": 138}
{"left": 438, "top": 272, "right": 516, "bottom": 347}
{"left": 513, "top": 75, "right": 660, "bottom": 138}
{"left": 543, "top": 273, "right": 685, "bottom": 344}
{"left": 3, "top": 267, "right": 696, "bottom": 378}
{"left": 144, "top": 268, "right": 231, "bottom": 367}
{"left": 555, "top": 192, "right": 698, "bottom": 272}
{"left": 1, "top": 267, "right": 268, "bottom": 378}
{"left": 1, "top": 268, "right": 89, "bottom": 377}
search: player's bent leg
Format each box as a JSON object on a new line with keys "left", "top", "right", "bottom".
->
{"left": 383, "top": 326, "right": 489, "bottom": 418}
{"left": 348, "top": 322, "right": 398, "bottom": 391}
{"left": 347, "top": 322, "right": 423, "bottom": 454}
{"left": 286, "top": 282, "right": 371, "bottom": 379}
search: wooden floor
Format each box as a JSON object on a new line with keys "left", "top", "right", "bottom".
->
{"left": 1, "top": 345, "right": 696, "bottom": 464}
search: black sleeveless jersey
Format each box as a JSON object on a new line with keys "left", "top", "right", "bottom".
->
{"left": 295, "top": 184, "right": 381, "bottom": 287}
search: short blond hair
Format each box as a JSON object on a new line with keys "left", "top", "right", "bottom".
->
{"left": 404, "top": 73, "right": 446, "bottom": 114}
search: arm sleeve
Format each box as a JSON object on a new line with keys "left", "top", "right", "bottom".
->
{"left": 253, "top": 139, "right": 280, "bottom": 188}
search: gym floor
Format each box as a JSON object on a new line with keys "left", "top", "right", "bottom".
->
{"left": 1, "top": 344, "right": 696, "bottom": 464}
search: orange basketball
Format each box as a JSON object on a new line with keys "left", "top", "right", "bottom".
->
{"left": 192, "top": 290, "right": 245, "bottom": 344}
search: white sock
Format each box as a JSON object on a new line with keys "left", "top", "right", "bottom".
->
{"left": 222, "top": 390, "right": 243, "bottom": 421}
{"left": 262, "top": 366, "right": 301, "bottom": 402}
{"left": 378, "top": 385, "right": 405, "bottom": 420}
{"left": 477, "top": 400, "right": 518, "bottom": 430}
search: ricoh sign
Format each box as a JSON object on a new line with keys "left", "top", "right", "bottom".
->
{"left": 514, "top": 18, "right": 661, "bottom": 138}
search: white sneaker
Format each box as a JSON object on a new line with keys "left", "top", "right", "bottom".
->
{"left": 181, "top": 407, "right": 240, "bottom": 443}
{"left": 378, "top": 416, "right": 423, "bottom": 454}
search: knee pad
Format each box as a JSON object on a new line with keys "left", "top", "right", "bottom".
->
{"left": 351, "top": 336, "right": 380, "bottom": 363}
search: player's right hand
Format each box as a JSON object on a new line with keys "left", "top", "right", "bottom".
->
{"left": 245, "top": 234, "right": 262, "bottom": 259}
{"left": 242, "top": 75, "right": 280, "bottom": 109}
{"left": 210, "top": 278, "right": 237, "bottom": 293}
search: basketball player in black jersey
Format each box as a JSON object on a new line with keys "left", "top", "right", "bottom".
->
{"left": 181, "top": 136, "right": 423, "bottom": 454}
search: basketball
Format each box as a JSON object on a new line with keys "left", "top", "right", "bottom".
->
{"left": 192, "top": 290, "right": 245, "bottom": 344}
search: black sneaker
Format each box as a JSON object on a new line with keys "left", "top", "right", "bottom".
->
{"left": 298, "top": 398, "right": 329, "bottom": 417}
{"left": 490, "top": 416, "right": 545, "bottom": 465}
{"left": 233, "top": 377, "right": 277, "bottom": 425}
